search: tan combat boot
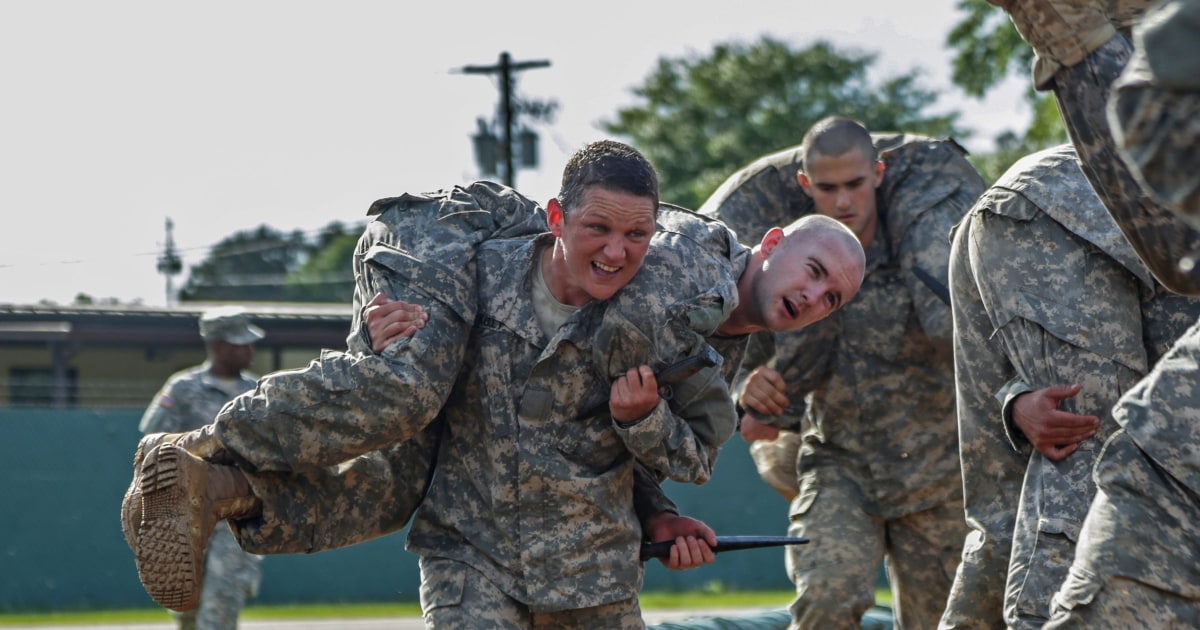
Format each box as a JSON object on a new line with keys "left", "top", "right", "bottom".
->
{"left": 134, "top": 443, "right": 260, "bottom": 612}
{"left": 120, "top": 424, "right": 230, "bottom": 556}
{"left": 986, "top": 0, "right": 1117, "bottom": 88}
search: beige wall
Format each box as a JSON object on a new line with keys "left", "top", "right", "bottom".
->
{"left": 1, "top": 343, "right": 327, "bottom": 409}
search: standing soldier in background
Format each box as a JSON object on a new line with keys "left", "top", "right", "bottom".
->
{"left": 139, "top": 306, "right": 265, "bottom": 630}
{"left": 700, "top": 116, "right": 983, "bottom": 629}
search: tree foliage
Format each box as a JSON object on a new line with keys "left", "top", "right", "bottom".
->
{"left": 179, "top": 222, "right": 361, "bottom": 303}
{"left": 602, "top": 36, "right": 965, "bottom": 210}
{"left": 284, "top": 223, "right": 357, "bottom": 303}
{"left": 948, "top": 0, "right": 1069, "bottom": 182}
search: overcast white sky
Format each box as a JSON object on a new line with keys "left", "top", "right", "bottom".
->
{"left": 0, "top": 0, "right": 1029, "bottom": 306}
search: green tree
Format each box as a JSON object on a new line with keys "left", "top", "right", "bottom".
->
{"left": 283, "top": 222, "right": 359, "bottom": 303}
{"left": 180, "top": 222, "right": 364, "bottom": 303}
{"left": 179, "top": 225, "right": 309, "bottom": 302}
{"left": 602, "top": 36, "right": 965, "bottom": 210}
{"left": 947, "top": 0, "right": 1068, "bottom": 181}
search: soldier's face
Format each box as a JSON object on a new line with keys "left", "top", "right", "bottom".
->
{"left": 546, "top": 187, "right": 656, "bottom": 306}
{"left": 211, "top": 341, "right": 255, "bottom": 373}
{"left": 751, "top": 226, "right": 863, "bottom": 332}
{"left": 798, "top": 150, "right": 884, "bottom": 249}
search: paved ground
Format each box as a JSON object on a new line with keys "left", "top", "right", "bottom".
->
{"left": 2, "top": 607, "right": 781, "bottom": 629}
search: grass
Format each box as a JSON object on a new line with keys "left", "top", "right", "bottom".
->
{"left": 0, "top": 589, "right": 891, "bottom": 626}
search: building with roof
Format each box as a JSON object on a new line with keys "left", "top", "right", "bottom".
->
{"left": 0, "top": 302, "right": 352, "bottom": 409}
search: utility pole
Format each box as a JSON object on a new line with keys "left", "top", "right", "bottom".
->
{"left": 156, "top": 218, "right": 183, "bottom": 306}
{"left": 459, "top": 52, "right": 553, "bottom": 187}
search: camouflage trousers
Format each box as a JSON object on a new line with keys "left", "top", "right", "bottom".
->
{"left": 785, "top": 466, "right": 966, "bottom": 630}
{"left": 419, "top": 557, "right": 644, "bottom": 630}
{"left": 215, "top": 247, "right": 474, "bottom": 554}
{"left": 231, "top": 426, "right": 439, "bottom": 555}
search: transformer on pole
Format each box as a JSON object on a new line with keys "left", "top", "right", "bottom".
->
{"left": 459, "top": 52, "right": 556, "bottom": 187}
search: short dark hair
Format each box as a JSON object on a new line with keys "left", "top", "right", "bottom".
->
{"left": 800, "top": 116, "right": 878, "bottom": 168}
{"left": 558, "top": 140, "right": 659, "bottom": 217}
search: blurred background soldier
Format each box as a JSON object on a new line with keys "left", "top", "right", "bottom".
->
{"left": 139, "top": 306, "right": 265, "bottom": 630}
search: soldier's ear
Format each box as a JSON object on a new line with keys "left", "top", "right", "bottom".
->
{"left": 797, "top": 171, "right": 813, "bottom": 196}
{"left": 547, "top": 199, "right": 564, "bottom": 236}
{"left": 759, "top": 226, "right": 785, "bottom": 258}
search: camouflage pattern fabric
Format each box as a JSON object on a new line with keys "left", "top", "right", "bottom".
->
{"left": 1044, "top": 321, "right": 1200, "bottom": 627}
{"left": 207, "top": 183, "right": 749, "bottom": 617}
{"left": 1052, "top": 36, "right": 1200, "bottom": 294}
{"left": 420, "top": 557, "right": 644, "bottom": 629}
{"left": 407, "top": 220, "right": 747, "bottom": 613}
{"left": 141, "top": 363, "right": 262, "bottom": 628}
{"left": 940, "top": 145, "right": 1200, "bottom": 628}
{"left": 701, "top": 134, "right": 982, "bottom": 630}
{"left": 224, "top": 181, "right": 548, "bottom": 554}
{"left": 1109, "top": 0, "right": 1200, "bottom": 225}
{"left": 228, "top": 196, "right": 747, "bottom": 557}
{"left": 216, "top": 182, "right": 548, "bottom": 473}
{"left": 1015, "top": 3, "right": 1200, "bottom": 624}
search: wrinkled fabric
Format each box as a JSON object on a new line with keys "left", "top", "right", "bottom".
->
{"left": 226, "top": 182, "right": 548, "bottom": 554}
{"left": 420, "top": 557, "right": 644, "bottom": 630}
{"left": 141, "top": 362, "right": 262, "bottom": 628}
{"left": 941, "top": 144, "right": 1200, "bottom": 629}
{"left": 1054, "top": 36, "right": 1200, "bottom": 294}
{"left": 407, "top": 215, "right": 747, "bottom": 612}
{"left": 210, "top": 184, "right": 749, "bottom": 614}
{"left": 702, "top": 134, "right": 982, "bottom": 629}
{"left": 1024, "top": 3, "right": 1200, "bottom": 625}
{"left": 1110, "top": 0, "right": 1200, "bottom": 225}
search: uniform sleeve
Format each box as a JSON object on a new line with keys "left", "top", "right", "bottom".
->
{"left": 631, "top": 462, "right": 678, "bottom": 528}
{"left": 613, "top": 344, "right": 737, "bottom": 485}
{"left": 740, "top": 321, "right": 837, "bottom": 433}
{"left": 139, "top": 379, "right": 182, "bottom": 434}
{"left": 996, "top": 376, "right": 1036, "bottom": 454}
{"left": 949, "top": 208, "right": 1030, "bottom": 544}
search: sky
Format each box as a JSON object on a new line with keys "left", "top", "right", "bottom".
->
{"left": 0, "top": 0, "right": 1030, "bottom": 307}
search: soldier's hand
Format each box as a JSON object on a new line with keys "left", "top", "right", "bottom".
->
{"left": 740, "top": 414, "right": 781, "bottom": 442}
{"left": 1012, "top": 384, "right": 1100, "bottom": 461}
{"left": 738, "top": 366, "right": 789, "bottom": 416}
{"left": 644, "top": 512, "right": 716, "bottom": 570}
{"left": 363, "top": 292, "right": 428, "bottom": 352}
{"left": 610, "top": 365, "right": 659, "bottom": 424}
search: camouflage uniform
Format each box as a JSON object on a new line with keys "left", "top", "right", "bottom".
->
{"left": 141, "top": 363, "right": 262, "bottom": 630}
{"left": 412, "top": 219, "right": 745, "bottom": 625}
{"left": 941, "top": 144, "right": 1200, "bottom": 628}
{"left": 217, "top": 182, "right": 549, "bottom": 555}
{"left": 1020, "top": 0, "right": 1200, "bottom": 625}
{"left": 192, "top": 183, "right": 746, "bottom": 625}
{"left": 700, "top": 134, "right": 983, "bottom": 630}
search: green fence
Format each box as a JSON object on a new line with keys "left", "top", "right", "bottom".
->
{"left": 0, "top": 409, "right": 796, "bottom": 612}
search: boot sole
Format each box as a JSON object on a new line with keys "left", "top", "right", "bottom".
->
{"left": 136, "top": 443, "right": 206, "bottom": 612}
{"left": 120, "top": 434, "right": 167, "bottom": 555}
